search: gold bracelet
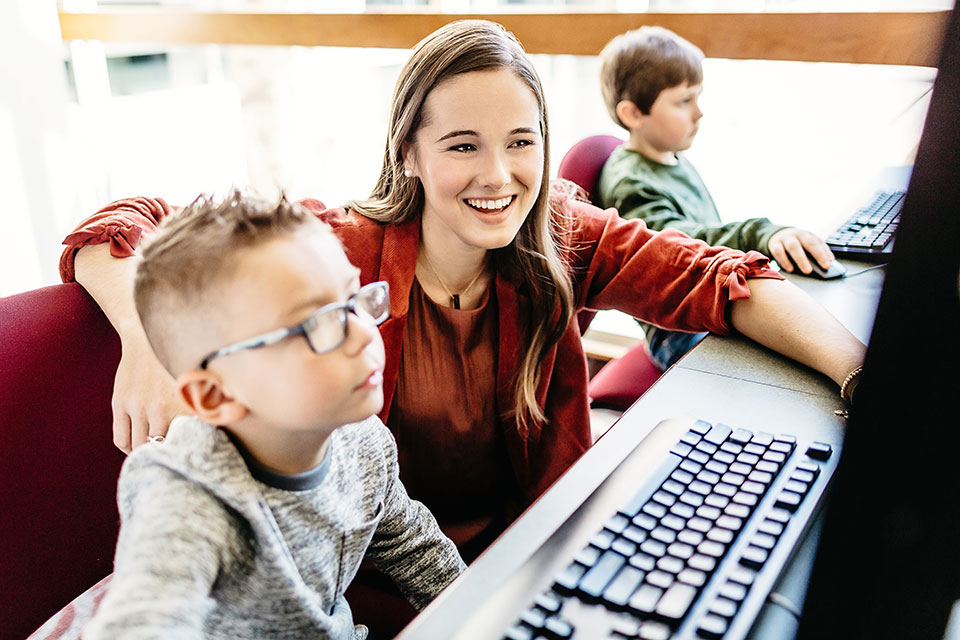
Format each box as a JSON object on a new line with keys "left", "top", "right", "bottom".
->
{"left": 840, "top": 365, "right": 864, "bottom": 404}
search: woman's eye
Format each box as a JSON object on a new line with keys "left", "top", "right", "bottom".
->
{"left": 448, "top": 143, "right": 476, "bottom": 153}
{"left": 511, "top": 139, "right": 535, "bottom": 149}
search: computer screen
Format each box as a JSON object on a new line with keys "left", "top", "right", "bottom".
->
{"left": 797, "top": 4, "right": 960, "bottom": 638}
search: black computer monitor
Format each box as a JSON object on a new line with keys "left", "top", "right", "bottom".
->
{"left": 797, "top": 4, "right": 960, "bottom": 638}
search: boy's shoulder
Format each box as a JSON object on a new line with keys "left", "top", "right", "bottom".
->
{"left": 331, "top": 416, "right": 396, "bottom": 463}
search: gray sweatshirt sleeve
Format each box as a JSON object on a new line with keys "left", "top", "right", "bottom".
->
{"left": 363, "top": 430, "right": 466, "bottom": 610}
{"left": 84, "top": 464, "right": 247, "bottom": 639}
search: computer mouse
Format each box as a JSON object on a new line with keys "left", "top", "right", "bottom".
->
{"left": 791, "top": 252, "right": 847, "bottom": 279}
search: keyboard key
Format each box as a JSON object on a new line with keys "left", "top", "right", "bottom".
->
{"left": 679, "top": 491, "right": 705, "bottom": 507}
{"left": 610, "top": 617, "right": 641, "bottom": 637}
{"left": 577, "top": 551, "right": 626, "bottom": 599}
{"left": 751, "top": 532, "right": 777, "bottom": 550}
{"left": 680, "top": 459, "right": 703, "bottom": 475}
{"left": 706, "top": 527, "right": 734, "bottom": 545}
{"left": 775, "top": 490, "right": 804, "bottom": 512}
{"left": 729, "top": 428, "right": 753, "bottom": 444}
{"left": 724, "top": 503, "right": 750, "bottom": 519}
{"left": 629, "top": 552, "right": 657, "bottom": 572}
{"left": 650, "top": 526, "right": 677, "bottom": 544}
{"left": 554, "top": 563, "right": 586, "bottom": 592}
{"left": 714, "top": 482, "right": 737, "bottom": 497}
{"left": 611, "top": 538, "right": 637, "bottom": 557}
{"left": 688, "top": 449, "right": 710, "bottom": 465}
{"left": 690, "top": 420, "right": 712, "bottom": 435}
{"left": 656, "top": 555, "right": 684, "bottom": 575}
{"left": 704, "top": 493, "right": 729, "bottom": 509}
{"left": 669, "top": 502, "right": 696, "bottom": 519}
{"left": 759, "top": 519, "right": 785, "bottom": 537}
{"left": 534, "top": 592, "right": 562, "bottom": 613}
{"left": 680, "top": 431, "right": 701, "bottom": 446}
{"left": 715, "top": 515, "right": 743, "bottom": 531}
{"left": 741, "top": 481, "right": 766, "bottom": 496}
{"left": 687, "top": 553, "right": 717, "bottom": 573}
{"left": 720, "top": 441, "right": 743, "bottom": 455}
{"left": 714, "top": 450, "right": 736, "bottom": 465}
{"left": 632, "top": 513, "right": 658, "bottom": 531}
{"left": 719, "top": 581, "right": 748, "bottom": 602}
{"left": 740, "top": 545, "right": 769, "bottom": 569}
{"left": 774, "top": 434, "right": 796, "bottom": 445}
{"left": 671, "top": 468, "right": 695, "bottom": 485}
{"left": 543, "top": 617, "right": 573, "bottom": 639}
{"left": 661, "top": 514, "right": 686, "bottom": 532}
{"left": 766, "top": 508, "right": 792, "bottom": 524}
{"left": 642, "top": 502, "right": 667, "bottom": 519}
{"left": 677, "top": 529, "right": 704, "bottom": 546}
{"left": 756, "top": 460, "right": 779, "bottom": 474}
{"left": 622, "top": 525, "right": 648, "bottom": 544}
{"left": 720, "top": 472, "right": 746, "bottom": 486}
{"left": 590, "top": 530, "right": 615, "bottom": 550}
{"left": 784, "top": 479, "right": 809, "bottom": 495}
{"left": 736, "top": 452, "right": 760, "bottom": 466}
{"left": 661, "top": 479, "right": 686, "bottom": 496}
{"left": 790, "top": 469, "right": 816, "bottom": 484}
{"left": 640, "top": 539, "right": 667, "bottom": 557}
{"left": 704, "top": 460, "right": 728, "bottom": 475}
{"left": 743, "top": 443, "right": 766, "bottom": 456}
{"left": 703, "top": 423, "right": 732, "bottom": 445}
{"left": 574, "top": 546, "right": 601, "bottom": 566}
{"left": 696, "top": 614, "right": 729, "bottom": 639}
{"left": 671, "top": 441, "right": 693, "bottom": 457}
{"left": 638, "top": 620, "right": 672, "bottom": 640}
{"left": 667, "top": 541, "right": 695, "bottom": 560}
{"left": 728, "top": 462, "right": 752, "bottom": 476}
{"left": 688, "top": 480, "right": 713, "bottom": 495}
{"left": 762, "top": 450, "right": 787, "bottom": 465}
{"left": 732, "top": 491, "right": 759, "bottom": 507}
{"left": 678, "top": 567, "right": 707, "bottom": 587}
{"left": 686, "top": 517, "right": 712, "bottom": 533}
{"left": 519, "top": 607, "right": 546, "bottom": 628}
{"left": 605, "top": 513, "right": 630, "bottom": 534}
{"left": 652, "top": 490, "right": 677, "bottom": 507}
{"left": 645, "top": 570, "right": 674, "bottom": 589}
{"left": 601, "top": 565, "right": 645, "bottom": 607}
{"left": 710, "top": 597, "right": 739, "bottom": 618}
{"left": 796, "top": 461, "right": 821, "bottom": 478}
{"left": 697, "top": 540, "right": 726, "bottom": 558}
{"left": 751, "top": 432, "right": 774, "bottom": 446}
{"left": 770, "top": 441, "right": 794, "bottom": 454}
{"left": 806, "top": 441, "right": 833, "bottom": 460}
{"left": 748, "top": 470, "right": 773, "bottom": 484}
{"left": 727, "top": 566, "right": 756, "bottom": 587}
{"left": 504, "top": 624, "right": 534, "bottom": 640}
{"left": 696, "top": 505, "right": 722, "bottom": 521}
{"left": 655, "top": 582, "right": 698, "bottom": 619}
{"left": 696, "top": 440, "right": 719, "bottom": 455}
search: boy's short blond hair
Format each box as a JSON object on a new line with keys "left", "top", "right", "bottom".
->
{"left": 600, "top": 26, "right": 704, "bottom": 128}
{"left": 133, "top": 191, "right": 331, "bottom": 375}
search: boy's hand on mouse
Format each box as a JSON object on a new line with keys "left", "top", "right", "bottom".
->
{"left": 112, "top": 333, "right": 186, "bottom": 454}
{"left": 768, "top": 228, "right": 835, "bottom": 274}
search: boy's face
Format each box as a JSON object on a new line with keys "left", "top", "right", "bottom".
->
{"left": 639, "top": 82, "right": 704, "bottom": 156}
{"left": 205, "top": 227, "right": 385, "bottom": 435}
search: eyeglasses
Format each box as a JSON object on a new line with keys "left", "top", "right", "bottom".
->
{"left": 199, "top": 281, "right": 390, "bottom": 370}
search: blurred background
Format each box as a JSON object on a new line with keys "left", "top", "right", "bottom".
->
{"left": 0, "top": 0, "right": 947, "bottom": 296}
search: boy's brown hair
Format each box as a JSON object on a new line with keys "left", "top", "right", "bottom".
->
{"left": 600, "top": 26, "right": 704, "bottom": 128}
{"left": 133, "top": 191, "right": 330, "bottom": 375}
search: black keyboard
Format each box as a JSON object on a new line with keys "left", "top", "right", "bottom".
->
{"left": 502, "top": 419, "right": 836, "bottom": 640}
{"left": 826, "top": 189, "right": 905, "bottom": 263}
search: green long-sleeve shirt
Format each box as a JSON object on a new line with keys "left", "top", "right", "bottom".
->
{"left": 598, "top": 146, "right": 785, "bottom": 254}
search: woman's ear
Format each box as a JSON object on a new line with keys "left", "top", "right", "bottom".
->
{"left": 178, "top": 370, "right": 248, "bottom": 425}
{"left": 400, "top": 142, "right": 417, "bottom": 178}
{"left": 616, "top": 99, "right": 645, "bottom": 130}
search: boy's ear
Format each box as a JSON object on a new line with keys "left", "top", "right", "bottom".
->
{"left": 178, "top": 370, "right": 249, "bottom": 425}
{"left": 616, "top": 100, "right": 645, "bottom": 130}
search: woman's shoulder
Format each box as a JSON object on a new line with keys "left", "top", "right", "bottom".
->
{"left": 548, "top": 179, "right": 618, "bottom": 233}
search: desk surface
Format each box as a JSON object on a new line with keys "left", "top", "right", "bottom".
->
{"left": 396, "top": 261, "right": 885, "bottom": 640}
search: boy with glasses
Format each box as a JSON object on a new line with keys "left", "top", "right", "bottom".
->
{"left": 84, "top": 192, "right": 464, "bottom": 639}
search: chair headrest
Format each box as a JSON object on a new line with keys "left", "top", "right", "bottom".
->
{"left": 557, "top": 135, "right": 623, "bottom": 206}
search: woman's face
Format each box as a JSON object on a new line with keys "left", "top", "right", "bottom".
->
{"left": 405, "top": 68, "right": 544, "bottom": 254}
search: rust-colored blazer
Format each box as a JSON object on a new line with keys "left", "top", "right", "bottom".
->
{"left": 60, "top": 194, "right": 779, "bottom": 507}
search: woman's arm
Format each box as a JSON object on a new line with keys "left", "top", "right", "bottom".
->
{"left": 75, "top": 243, "right": 185, "bottom": 453}
{"left": 729, "top": 277, "right": 866, "bottom": 387}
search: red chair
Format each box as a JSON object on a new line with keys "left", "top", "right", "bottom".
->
{"left": 0, "top": 283, "right": 125, "bottom": 639}
{"left": 558, "top": 135, "right": 664, "bottom": 410}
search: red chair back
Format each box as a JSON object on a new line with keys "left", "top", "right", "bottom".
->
{"left": 0, "top": 283, "right": 124, "bottom": 639}
{"left": 557, "top": 135, "right": 623, "bottom": 206}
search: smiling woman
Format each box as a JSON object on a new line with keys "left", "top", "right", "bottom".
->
{"left": 60, "top": 17, "right": 868, "bottom": 637}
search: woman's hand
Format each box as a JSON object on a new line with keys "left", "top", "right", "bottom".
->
{"left": 74, "top": 243, "right": 186, "bottom": 452}
{"left": 767, "top": 227, "right": 835, "bottom": 274}
{"left": 112, "top": 332, "right": 186, "bottom": 453}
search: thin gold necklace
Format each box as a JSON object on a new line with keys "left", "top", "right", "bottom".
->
{"left": 420, "top": 249, "right": 486, "bottom": 310}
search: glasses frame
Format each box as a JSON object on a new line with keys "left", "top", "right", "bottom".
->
{"left": 198, "top": 281, "right": 390, "bottom": 370}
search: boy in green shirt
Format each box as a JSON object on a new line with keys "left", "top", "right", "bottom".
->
{"left": 598, "top": 26, "right": 837, "bottom": 368}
